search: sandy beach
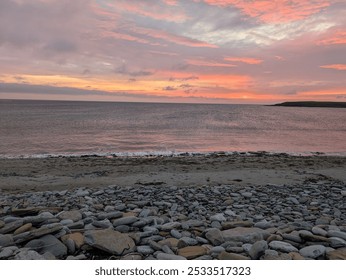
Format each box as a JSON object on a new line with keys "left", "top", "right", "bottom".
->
{"left": 1, "top": 153, "right": 345, "bottom": 193}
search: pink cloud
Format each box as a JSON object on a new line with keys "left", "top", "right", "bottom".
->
{"left": 104, "top": 1, "right": 188, "bottom": 23}
{"left": 317, "top": 30, "right": 346, "bottom": 45}
{"left": 199, "top": 0, "right": 331, "bottom": 23}
{"left": 320, "top": 64, "right": 346, "bottom": 70}
{"left": 224, "top": 57, "right": 263, "bottom": 65}
{"left": 131, "top": 26, "right": 219, "bottom": 48}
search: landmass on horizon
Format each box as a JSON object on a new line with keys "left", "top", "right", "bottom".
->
{"left": 272, "top": 101, "right": 346, "bottom": 108}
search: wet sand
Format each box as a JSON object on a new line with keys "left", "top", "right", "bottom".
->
{"left": 0, "top": 153, "right": 345, "bottom": 193}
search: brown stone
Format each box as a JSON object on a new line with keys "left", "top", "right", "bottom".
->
{"left": 288, "top": 252, "right": 306, "bottom": 260}
{"left": 158, "top": 238, "right": 179, "bottom": 248}
{"left": 218, "top": 251, "right": 250, "bottom": 260}
{"left": 61, "top": 232, "right": 84, "bottom": 249}
{"left": 326, "top": 248, "right": 346, "bottom": 260}
{"left": 267, "top": 234, "right": 283, "bottom": 242}
{"left": 84, "top": 229, "right": 135, "bottom": 255}
{"left": 13, "top": 223, "right": 32, "bottom": 235}
{"left": 177, "top": 246, "right": 208, "bottom": 259}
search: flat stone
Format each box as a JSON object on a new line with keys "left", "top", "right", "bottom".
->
{"left": 222, "top": 227, "right": 269, "bottom": 243}
{"left": 218, "top": 251, "right": 250, "bottom": 260}
{"left": 14, "top": 249, "right": 45, "bottom": 260}
{"left": 0, "top": 234, "right": 14, "bottom": 247}
{"left": 156, "top": 253, "right": 186, "bottom": 260}
{"left": 13, "top": 223, "right": 32, "bottom": 235}
{"left": 112, "top": 216, "right": 139, "bottom": 227}
{"left": 178, "top": 237, "right": 198, "bottom": 247}
{"left": 160, "top": 222, "right": 181, "bottom": 231}
{"left": 170, "top": 229, "right": 182, "bottom": 239}
{"left": 249, "top": 240, "right": 268, "bottom": 260}
{"left": 97, "top": 211, "right": 123, "bottom": 220}
{"left": 299, "top": 231, "right": 328, "bottom": 242}
{"left": 84, "top": 228, "right": 135, "bottom": 255}
{"left": 57, "top": 210, "right": 82, "bottom": 222}
{"left": 177, "top": 246, "right": 208, "bottom": 259}
{"left": 241, "top": 192, "right": 253, "bottom": 198}
{"left": 205, "top": 228, "right": 224, "bottom": 246}
{"left": 328, "top": 237, "right": 346, "bottom": 248}
{"left": 137, "top": 245, "right": 154, "bottom": 255}
{"left": 269, "top": 241, "right": 298, "bottom": 253}
{"left": 24, "top": 212, "right": 55, "bottom": 225}
{"left": 0, "top": 221, "right": 4, "bottom": 229}
{"left": 182, "top": 220, "right": 205, "bottom": 228}
{"left": 299, "top": 245, "right": 326, "bottom": 259}
{"left": 67, "top": 220, "right": 85, "bottom": 229}
{"left": 326, "top": 248, "right": 346, "bottom": 260}
{"left": 92, "top": 219, "right": 113, "bottom": 229}
{"left": 210, "top": 214, "right": 226, "bottom": 222}
{"left": 222, "top": 221, "right": 254, "bottom": 229}
{"left": 25, "top": 234, "right": 67, "bottom": 258}
{"left": 0, "top": 220, "right": 24, "bottom": 234}
{"left": 13, "top": 224, "right": 63, "bottom": 244}
{"left": 312, "top": 226, "right": 328, "bottom": 237}
{"left": 0, "top": 247, "right": 15, "bottom": 259}
{"left": 327, "top": 230, "right": 346, "bottom": 240}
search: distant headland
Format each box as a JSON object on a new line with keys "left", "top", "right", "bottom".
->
{"left": 271, "top": 101, "right": 346, "bottom": 108}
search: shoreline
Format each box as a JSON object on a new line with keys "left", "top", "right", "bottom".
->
{"left": 1, "top": 153, "right": 346, "bottom": 260}
{"left": 0, "top": 153, "right": 345, "bottom": 193}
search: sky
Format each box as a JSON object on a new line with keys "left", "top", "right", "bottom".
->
{"left": 0, "top": 0, "right": 345, "bottom": 104}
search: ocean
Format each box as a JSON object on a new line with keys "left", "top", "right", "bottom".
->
{"left": 0, "top": 99, "right": 345, "bottom": 158}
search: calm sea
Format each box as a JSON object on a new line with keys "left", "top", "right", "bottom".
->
{"left": 0, "top": 99, "right": 345, "bottom": 158}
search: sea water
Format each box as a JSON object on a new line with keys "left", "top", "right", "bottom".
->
{"left": 0, "top": 99, "right": 345, "bottom": 158}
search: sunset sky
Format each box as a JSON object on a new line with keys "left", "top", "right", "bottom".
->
{"left": 0, "top": 0, "right": 345, "bottom": 104}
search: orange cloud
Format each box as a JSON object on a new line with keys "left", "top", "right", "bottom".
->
{"left": 224, "top": 57, "right": 263, "bottom": 64}
{"left": 320, "top": 64, "right": 346, "bottom": 70}
{"left": 317, "top": 30, "right": 346, "bottom": 45}
{"left": 200, "top": 0, "right": 331, "bottom": 23}
{"left": 297, "top": 87, "right": 346, "bottom": 97}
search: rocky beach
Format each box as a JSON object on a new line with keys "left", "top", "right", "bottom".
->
{"left": 0, "top": 153, "right": 346, "bottom": 260}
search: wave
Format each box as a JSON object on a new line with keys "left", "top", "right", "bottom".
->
{"left": 1, "top": 150, "right": 345, "bottom": 159}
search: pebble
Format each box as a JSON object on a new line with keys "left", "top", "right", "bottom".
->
{"left": 269, "top": 241, "right": 298, "bottom": 253}
{"left": 0, "top": 180, "right": 344, "bottom": 260}
{"left": 299, "top": 245, "right": 326, "bottom": 259}
{"left": 177, "top": 246, "right": 208, "bottom": 259}
{"left": 0, "top": 234, "right": 14, "bottom": 247}
{"left": 137, "top": 245, "right": 155, "bottom": 255}
{"left": 249, "top": 240, "right": 268, "bottom": 259}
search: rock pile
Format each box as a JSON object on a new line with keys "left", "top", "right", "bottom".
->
{"left": 0, "top": 180, "right": 345, "bottom": 260}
